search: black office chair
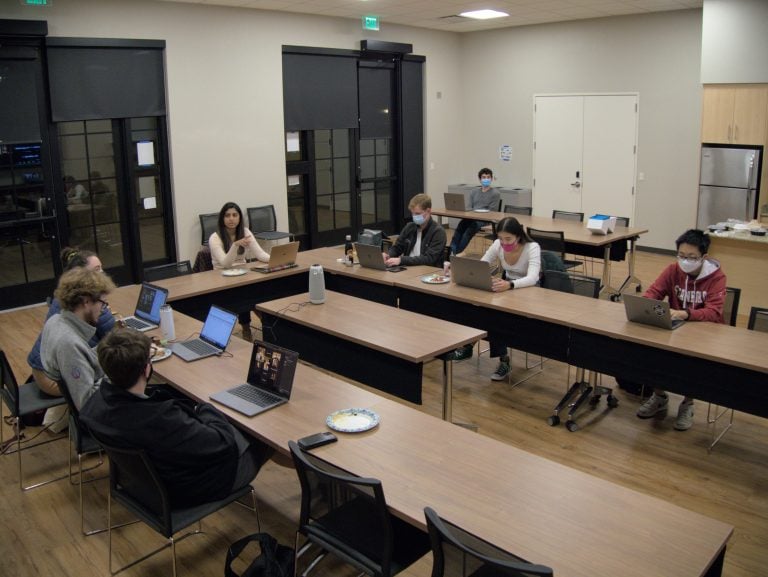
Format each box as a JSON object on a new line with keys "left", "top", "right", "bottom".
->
{"left": 143, "top": 260, "right": 192, "bottom": 282}
{"left": 748, "top": 306, "right": 768, "bottom": 332}
{"left": 289, "top": 440, "right": 430, "bottom": 577}
{"left": 527, "top": 227, "right": 582, "bottom": 271}
{"left": 552, "top": 209, "right": 584, "bottom": 222}
{"left": 543, "top": 270, "right": 616, "bottom": 432}
{"left": 0, "top": 350, "right": 68, "bottom": 491}
{"left": 199, "top": 212, "right": 219, "bottom": 246}
{"left": 247, "top": 205, "right": 294, "bottom": 243}
{"left": 92, "top": 433, "right": 258, "bottom": 577}
{"left": 424, "top": 507, "right": 553, "bottom": 577}
{"left": 504, "top": 205, "right": 532, "bottom": 216}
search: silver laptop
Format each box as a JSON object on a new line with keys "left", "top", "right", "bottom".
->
{"left": 170, "top": 305, "right": 238, "bottom": 361}
{"left": 209, "top": 339, "right": 298, "bottom": 417}
{"left": 623, "top": 294, "right": 684, "bottom": 330}
{"left": 355, "top": 242, "right": 406, "bottom": 272}
{"left": 444, "top": 192, "right": 467, "bottom": 211}
{"left": 450, "top": 255, "right": 494, "bottom": 291}
{"left": 250, "top": 241, "right": 300, "bottom": 273}
{"left": 122, "top": 283, "right": 169, "bottom": 332}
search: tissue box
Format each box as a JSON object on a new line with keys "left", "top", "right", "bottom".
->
{"left": 587, "top": 215, "right": 617, "bottom": 235}
{"left": 358, "top": 229, "right": 383, "bottom": 247}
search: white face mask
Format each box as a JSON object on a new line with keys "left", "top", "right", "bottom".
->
{"left": 677, "top": 257, "right": 701, "bottom": 274}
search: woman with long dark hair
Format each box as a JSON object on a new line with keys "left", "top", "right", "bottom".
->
{"left": 208, "top": 202, "right": 269, "bottom": 269}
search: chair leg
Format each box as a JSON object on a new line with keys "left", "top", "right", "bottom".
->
{"left": 234, "top": 486, "right": 260, "bottom": 531}
{"left": 4, "top": 413, "right": 69, "bottom": 492}
{"left": 707, "top": 404, "right": 735, "bottom": 453}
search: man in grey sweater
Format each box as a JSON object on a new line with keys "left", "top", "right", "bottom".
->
{"left": 41, "top": 267, "right": 116, "bottom": 410}
{"left": 448, "top": 167, "right": 501, "bottom": 256}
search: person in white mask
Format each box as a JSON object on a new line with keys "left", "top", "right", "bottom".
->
{"left": 635, "top": 229, "right": 727, "bottom": 430}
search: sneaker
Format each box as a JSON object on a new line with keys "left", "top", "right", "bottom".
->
{"left": 490, "top": 360, "right": 511, "bottom": 381}
{"left": 636, "top": 393, "right": 668, "bottom": 419}
{"left": 674, "top": 401, "right": 695, "bottom": 431}
{"left": 446, "top": 344, "right": 473, "bottom": 361}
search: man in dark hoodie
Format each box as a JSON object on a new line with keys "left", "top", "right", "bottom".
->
{"left": 80, "top": 328, "right": 271, "bottom": 507}
{"left": 635, "top": 229, "right": 727, "bottom": 431}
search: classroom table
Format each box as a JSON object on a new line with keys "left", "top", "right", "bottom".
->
{"left": 255, "top": 290, "right": 486, "bottom": 413}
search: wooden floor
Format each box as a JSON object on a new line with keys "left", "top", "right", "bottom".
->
{"left": 1, "top": 248, "right": 766, "bottom": 577}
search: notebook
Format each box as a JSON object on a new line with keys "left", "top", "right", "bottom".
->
{"left": 355, "top": 242, "right": 406, "bottom": 272}
{"left": 444, "top": 192, "right": 467, "bottom": 211}
{"left": 623, "top": 294, "right": 684, "bottom": 330}
{"left": 170, "top": 305, "right": 238, "bottom": 361}
{"left": 250, "top": 241, "right": 300, "bottom": 273}
{"left": 122, "top": 283, "right": 169, "bottom": 332}
{"left": 209, "top": 340, "right": 298, "bottom": 417}
{"left": 450, "top": 255, "right": 494, "bottom": 291}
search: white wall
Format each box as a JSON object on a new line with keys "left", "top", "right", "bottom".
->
{"left": 702, "top": 0, "right": 768, "bottom": 83}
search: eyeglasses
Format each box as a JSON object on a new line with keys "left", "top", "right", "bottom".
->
{"left": 97, "top": 298, "right": 109, "bottom": 312}
{"left": 676, "top": 254, "right": 702, "bottom": 262}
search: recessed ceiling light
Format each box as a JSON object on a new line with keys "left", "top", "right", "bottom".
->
{"left": 459, "top": 9, "right": 509, "bottom": 20}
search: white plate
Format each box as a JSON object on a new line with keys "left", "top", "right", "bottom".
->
{"left": 473, "top": 208, "right": 490, "bottom": 213}
{"left": 326, "top": 408, "right": 380, "bottom": 433}
{"left": 150, "top": 347, "right": 172, "bottom": 362}
{"left": 421, "top": 273, "right": 450, "bottom": 284}
{"left": 221, "top": 268, "right": 248, "bottom": 277}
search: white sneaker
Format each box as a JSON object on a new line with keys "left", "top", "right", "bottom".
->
{"left": 636, "top": 393, "right": 668, "bottom": 419}
{"left": 674, "top": 401, "right": 694, "bottom": 431}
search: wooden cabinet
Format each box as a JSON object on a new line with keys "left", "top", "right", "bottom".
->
{"left": 702, "top": 84, "right": 768, "bottom": 145}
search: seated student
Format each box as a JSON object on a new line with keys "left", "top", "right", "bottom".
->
{"left": 449, "top": 167, "right": 501, "bottom": 256}
{"left": 40, "top": 268, "right": 116, "bottom": 410}
{"left": 383, "top": 193, "right": 447, "bottom": 268}
{"left": 80, "top": 329, "right": 272, "bottom": 508}
{"left": 634, "top": 229, "right": 726, "bottom": 431}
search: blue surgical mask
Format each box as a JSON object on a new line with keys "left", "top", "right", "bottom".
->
{"left": 481, "top": 178, "right": 492, "bottom": 187}
{"left": 412, "top": 213, "right": 426, "bottom": 226}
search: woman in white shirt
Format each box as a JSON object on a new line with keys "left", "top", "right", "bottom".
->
{"left": 481, "top": 217, "right": 541, "bottom": 381}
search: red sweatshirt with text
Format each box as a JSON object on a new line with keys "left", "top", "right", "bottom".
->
{"left": 643, "top": 259, "right": 726, "bottom": 323}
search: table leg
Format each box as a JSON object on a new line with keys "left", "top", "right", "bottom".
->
{"left": 442, "top": 354, "right": 478, "bottom": 431}
{"left": 615, "top": 236, "right": 642, "bottom": 295}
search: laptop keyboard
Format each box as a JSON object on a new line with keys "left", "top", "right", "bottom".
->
{"left": 124, "top": 317, "right": 152, "bottom": 330}
{"left": 229, "top": 383, "right": 281, "bottom": 407}
{"left": 180, "top": 339, "right": 219, "bottom": 356}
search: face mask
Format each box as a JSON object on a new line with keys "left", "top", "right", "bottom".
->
{"left": 480, "top": 178, "right": 492, "bottom": 187}
{"left": 677, "top": 257, "right": 700, "bottom": 274}
{"left": 412, "top": 213, "right": 426, "bottom": 226}
{"left": 501, "top": 240, "right": 518, "bottom": 253}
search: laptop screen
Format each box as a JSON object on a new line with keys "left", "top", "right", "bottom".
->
{"left": 200, "top": 306, "right": 238, "bottom": 349}
{"left": 247, "top": 340, "right": 299, "bottom": 398}
{"left": 134, "top": 283, "right": 167, "bottom": 323}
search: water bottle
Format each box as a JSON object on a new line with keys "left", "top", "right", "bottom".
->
{"left": 344, "top": 234, "right": 354, "bottom": 265}
{"left": 159, "top": 304, "right": 175, "bottom": 341}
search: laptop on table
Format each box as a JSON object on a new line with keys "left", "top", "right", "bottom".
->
{"left": 170, "top": 305, "right": 238, "bottom": 361}
{"left": 210, "top": 339, "right": 299, "bottom": 417}
{"left": 355, "top": 242, "right": 406, "bottom": 272}
{"left": 122, "top": 283, "right": 169, "bottom": 332}
{"left": 250, "top": 241, "right": 300, "bottom": 273}
{"left": 623, "top": 293, "right": 684, "bottom": 330}
{"left": 450, "top": 255, "right": 494, "bottom": 291}
{"left": 444, "top": 192, "right": 467, "bottom": 212}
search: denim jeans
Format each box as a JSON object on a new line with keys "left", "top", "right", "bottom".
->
{"left": 449, "top": 219, "right": 484, "bottom": 254}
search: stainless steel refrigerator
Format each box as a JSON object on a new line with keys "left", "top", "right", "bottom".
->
{"left": 697, "top": 145, "right": 762, "bottom": 229}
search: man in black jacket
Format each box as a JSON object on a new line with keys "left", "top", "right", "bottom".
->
{"left": 384, "top": 193, "right": 447, "bottom": 268}
{"left": 80, "top": 328, "right": 271, "bottom": 508}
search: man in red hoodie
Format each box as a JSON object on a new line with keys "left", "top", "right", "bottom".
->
{"left": 635, "top": 229, "right": 727, "bottom": 431}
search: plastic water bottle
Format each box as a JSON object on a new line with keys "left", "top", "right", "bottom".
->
{"left": 159, "top": 304, "right": 175, "bottom": 341}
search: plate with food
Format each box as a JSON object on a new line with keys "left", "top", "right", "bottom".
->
{"left": 421, "top": 273, "right": 450, "bottom": 284}
{"left": 473, "top": 208, "right": 490, "bottom": 213}
{"left": 221, "top": 268, "right": 248, "bottom": 277}
{"left": 150, "top": 345, "right": 172, "bottom": 362}
{"left": 326, "top": 408, "right": 380, "bottom": 433}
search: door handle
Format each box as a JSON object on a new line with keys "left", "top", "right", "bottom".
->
{"left": 570, "top": 181, "right": 581, "bottom": 188}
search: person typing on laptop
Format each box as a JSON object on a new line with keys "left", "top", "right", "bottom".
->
{"left": 633, "top": 229, "right": 726, "bottom": 431}
{"left": 448, "top": 167, "right": 501, "bottom": 256}
{"left": 80, "top": 328, "right": 272, "bottom": 508}
{"left": 384, "top": 193, "right": 446, "bottom": 268}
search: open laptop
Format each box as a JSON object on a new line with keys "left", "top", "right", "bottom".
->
{"left": 444, "top": 192, "right": 467, "bottom": 211}
{"left": 450, "top": 255, "right": 494, "bottom": 291}
{"left": 623, "top": 293, "right": 684, "bottom": 330}
{"left": 122, "top": 283, "right": 169, "bottom": 332}
{"left": 250, "top": 241, "right": 300, "bottom": 273}
{"left": 170, "top": 305, "right": 238, "bottom": 361}
{"left": 355, "top": 242, "right": 406, "bottom": 272}
{"left": 210, "top": 340, "right": 298, "bottom": 417}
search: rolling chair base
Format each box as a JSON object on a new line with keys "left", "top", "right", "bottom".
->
{"left": 547, "top": 370, "right": 618, "bottom": 432}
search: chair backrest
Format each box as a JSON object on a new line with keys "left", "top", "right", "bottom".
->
{"left": 192, "top": 246, "right": 213, "bottom": 273}
{"left": 0, "top": 350, "right": 21, "bottom": 416}
{"left": 247, "top": 205, "right": 277, "bottom": 234}
{"left": 143, "top": 260, "right": 192, "bottom": 282}
{"left": 57, "top": 379, "right": 94, "bottom": 454}
{"left": 614, "top": 216, "right": 630, "bottom": 228}
{"left": 527, "top": 227, "right": 566, "bottom": 260}
{"left": 552, "top": 210, "right": 584, "bottom": 222}
{"left": 748, "top": 306, "right": 768, "bottom": 332}
{"left": 288, "top": 441, "right": 394, "bottom": 575}
{"left": 424, "top": 507, "right": 553, "bottom": 577}
{"left": 543, "top": 270, "right": 600, "bottom": 299}
{"left": 722, "top": 287, "right": 741, "bottom": 327}
{"left": 199, "top": 212, "right": 219, "bottom": 246}
{"left": 504, "top": 205, "right": 532, "bottom": 216}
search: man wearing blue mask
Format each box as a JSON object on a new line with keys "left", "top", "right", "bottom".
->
{"left": 384, "top": 193, "right": 446, "bottom": 268}
{"left": 448, "top": 167, "right": 501, "bottom": 256}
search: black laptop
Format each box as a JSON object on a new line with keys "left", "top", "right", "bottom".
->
{"left": 122, "top": 283, "right": 169, "bottom": 331}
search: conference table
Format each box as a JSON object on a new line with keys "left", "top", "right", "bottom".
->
{"left": 431, "top": 208, "right": 648, "bottom": 298}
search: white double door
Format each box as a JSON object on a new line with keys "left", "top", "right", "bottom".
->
{"left": 533, "top": 94, "right": 638, "bottom": 222}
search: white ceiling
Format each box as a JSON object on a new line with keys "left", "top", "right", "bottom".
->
{"left": 156, "top": 0, "right": 703, "bottom": 32}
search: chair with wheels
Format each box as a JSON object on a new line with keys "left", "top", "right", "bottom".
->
{"left": 143, "top": 260, "right": 192, "bottom": 282}
{"left": 0, "top": 350, "right": 68, "bottom": 491}
{"left": 527, "top": 227, "right": 582, "bottom": 272}
{"left": 289, "top": 440, "right": 430, "bottom": 577}
{"left": 503, "top": 205, "right": 532, "bottom": 216}
{"left": 91, "top": 433, "right": 258, "bottom": 577}
{"left": 424, "top": 507, "right": 553, "bottom": 577}
{"left": 198, "top": 212, "right": 219, "bottom": 246}
{"left": 247, "top": 205, "right": 294, "bottom": 244}
{"left": 543, "top": 270, "right": 616, "bottom": 432}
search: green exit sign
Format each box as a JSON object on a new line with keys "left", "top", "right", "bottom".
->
{"left": 362, "top": 15, "right": 379, "bottom": 31}
{"left": 21, "top": 0, "right": 52, "bottom": 5}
